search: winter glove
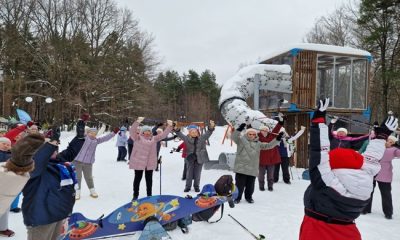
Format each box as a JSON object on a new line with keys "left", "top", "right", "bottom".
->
{"left": 277, "top": 112, "right": 284, "bottom": 125}
{"left": 173, "top": 135, "right": 178, "bottom": 139}
{"left": 49, "top": 126, "right": 61, "bottom": 143}
{"left": 113, "top": 127, "right": 120, "bottom": 134}
{"left": 166, "top": 120, "right": 173, "bottom": 127}
{"left": 374, "top": 116, "right": 398, "bottom": 140}
{"left": 137, "top": 117, "right": 145, "bottom": 123}
{"left": 27, "top": 121, "right": 35, "bottom": 127}
{"left": 276, "top": 131, "right": 285, "bottom": 141}
{"left": 311, "top": 98, "right": 329, "bottom": 124}
{"left": 209, "top": 120, "right": 215, "bottom": 129}
{"left": 330, "top": 116, "right": 339, "bottom": 124}
{"left": 76, "top": 120, "right": 85, "bottom": 139}
{"left": 300, "top": 125, "right": 306, "bottom": 131}
{"left": 81, "top": 113, "right": 90, "bottom": 122}
{"left": 237, "top": 123, "right": 246, "bottom": 132}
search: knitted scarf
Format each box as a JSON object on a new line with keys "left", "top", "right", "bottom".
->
{"left": 56, "top": 162, "right": 78, "bottom": 188}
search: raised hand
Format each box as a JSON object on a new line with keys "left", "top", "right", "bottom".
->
{"left": 276, "top": 131, "right": 285, "bottom": 141}
{"left": 311, "top": 98, "right": 330, "bottom": 123}
{"left": 137, "top": 117, "right": 145, "bottom": 123}
{"left": 330, "top": 116, "right": 339, "bottom": 124}
{"left": 375, "top": 116, "right": 398, "bottom": 139}
{"left": 278, "top": 112, "right": 284, "bottom": 125}
{"left": 166, "top": 120, "right": 173, "bottom": 127}
{"left": 209, "top": 120, "right": 215, "bottom": 129}
{"left": 237, "top": 123, "right": 246, "bottom": 132}
{"left": 113, "top": 127, "right": 120, "bottom": 134}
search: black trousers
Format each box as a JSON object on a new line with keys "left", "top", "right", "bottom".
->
{"left": 235, "top": 173, "right": 256, "bottom": 201}
{"left": 363, "top": 180, "right": 393, "bottom": 217}
{"left": 117, "top": 146, "right": 127, "bottom": 160}
{"left": 128, "top": 143, "right": 133, "bottom": 159}
{"left": 133, "top": 170, "right": 153, "bottom": 199}
{"left": 274, "top": 157, "right": 290, "bottom": 183}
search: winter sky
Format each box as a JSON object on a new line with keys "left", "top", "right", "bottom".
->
{"left": 116, "top": 0, "right": 351, "bottom": 84}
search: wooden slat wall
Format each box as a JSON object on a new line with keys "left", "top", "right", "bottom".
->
{"left": 292, "top": 51, "right": 317, "bottom": 108}
{"left": 286, "top": 51, "right": 316, "bottom": 168}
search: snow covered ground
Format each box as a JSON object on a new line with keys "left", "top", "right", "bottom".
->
{"left": 9, "top": 126, "right": 400, "bottom": 239}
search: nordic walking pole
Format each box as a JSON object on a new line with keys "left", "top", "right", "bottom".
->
{"left": 159, "top": 155, "right": 162, "bottom": 195}
{"left": 228, "top": 214, "right": 265, "bottom": 240}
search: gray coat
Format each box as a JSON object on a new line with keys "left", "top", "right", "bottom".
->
{"left": 232, "top": 130, "right": 280, "bottom": 177}
{"left": 176, "top": 128, "right": 214, "bottom": 164}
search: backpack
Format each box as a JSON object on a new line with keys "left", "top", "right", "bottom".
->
{"left": 214, "top": 175, "right": 234, "bottom": 197}
{"left": 192, "top": 175, "right": 235, "bottom": 223}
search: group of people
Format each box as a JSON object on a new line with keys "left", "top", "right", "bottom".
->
{"left": 0, "top": 114, "right": 218, "bottom": 239}
{"left": 0, "top": 103, "right": 399, "bottom": 240}
{"left": 230, "top": 113, "right": 306, "bottom": 204}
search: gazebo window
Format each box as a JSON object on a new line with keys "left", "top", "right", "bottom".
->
{"left": 317, "top": 55, "right": 368, "bottom": 109}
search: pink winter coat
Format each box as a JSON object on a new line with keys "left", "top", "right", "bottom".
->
{"left": 375, "top": 147, "right": 400, "bottom": 183}
{"left": 129, "top": 122, "right": 172, "bottom": 170}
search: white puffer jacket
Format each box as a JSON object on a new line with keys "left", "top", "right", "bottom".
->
{"left": 0, "top": 162, "right": 30, "bottom": 215}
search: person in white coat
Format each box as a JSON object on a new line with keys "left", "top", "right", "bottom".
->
{"left": 0, "top": 134, "right": 45, "bottom": 237}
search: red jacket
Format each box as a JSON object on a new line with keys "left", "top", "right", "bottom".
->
{"left": 258, "top": 124, "right": 282, "bottom": 166}
{"left": 177, "top": 142, "right": 187, "bottom": 158}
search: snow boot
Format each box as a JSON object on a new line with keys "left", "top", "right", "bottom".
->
{"left": 10, "top": 207, "right": 21, "bottom": 213}
{"left": 0, "top": 229, "right": 15, "bottom": 237}
{"left": 90, "top": 188, "right": 98, "bottom": 198}
{"left": 75, "top": 190, "right": 81, "bottom": 200}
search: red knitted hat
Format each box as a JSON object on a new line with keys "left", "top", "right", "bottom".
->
{"left": 329, "top": 148, "right": 364, "bottom": 170}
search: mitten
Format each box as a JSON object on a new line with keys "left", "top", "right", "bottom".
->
{"left": 375, "top": 116, "right": 398, "bottom": 140}
{"left": 137, "top": 117, "right": 145, "bottom": 123}
{"left": 27, "top": 121, "right": 35, "bottom": 127}
{"left": 81, "top": 113, "right": 90, "bottom": 122}
{"left": 50, "top": 126, "right": 61, "bottom": 142}
{"left": 237, "top": 123, "right": 246, "bottom": 132}
{"left": 311, "top": 98, "right": 330, "bottom": 124}
{"left": 113, "top": 127, "right": 120, "bottom": 134}
{"left": 276, "top": 132, "right": 284, "bottom": 141}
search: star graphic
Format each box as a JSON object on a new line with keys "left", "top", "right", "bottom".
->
{"left": 170, "top": 199, "right": 179, "bottom": 207}
{"left": 118, "top": 224, "right": 126, "bottom": 231}
{"left": 131, "top": 201, "right": 139, "bottom": 207}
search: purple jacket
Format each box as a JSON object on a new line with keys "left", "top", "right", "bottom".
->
{"left": 75, "top": 133, "right": 115, "bottom": 164}
{"left": 375, "top": 147, "right": 400, "bottom": 183}
{"left": 129, "top": 122, "right": 172, "bottom": 170}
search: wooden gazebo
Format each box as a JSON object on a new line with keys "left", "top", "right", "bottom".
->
{"left": 257, "top": 43, "right": 372, "bottom": 168}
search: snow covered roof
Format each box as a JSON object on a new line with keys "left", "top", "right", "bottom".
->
{"left": 261, "top": 43, "right": 371, "bottom": 62}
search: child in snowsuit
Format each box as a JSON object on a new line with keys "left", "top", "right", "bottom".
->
{"left": 0, "top": 137, "right": 11, "bottom": 162}
{"left": 362, "top": 135, "right": 400, "bottom": 219}
{"left": 116, "top": 126, "right": 128, "bottom": 161}
{"left": 231, "top": 123, "right": 282, "bottom": 203}
{"left": 175, "top": 121, "right": 215, "bottom": 193}
{"left": 74, "top": 127, "right": 118, "bottom": 199}
{"left": 299, "top": 98, "right": 398, "bottom": 240}
{"left": 0, "top": 134, "right": 44, "bottom": 237}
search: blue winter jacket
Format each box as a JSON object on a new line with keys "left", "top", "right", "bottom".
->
{"left": 278, "top": 141, "right": 288, "bottom": 158}
{"left": 22, "top": 137, "right": 84, "bottom": 226}
{"left": 0, "top": 150, "right": 11, "bottom": 162}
